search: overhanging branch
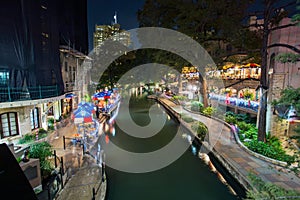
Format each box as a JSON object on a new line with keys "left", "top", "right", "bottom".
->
{"left": 269, "top": 23, "right": 297, "bottom": 31}
{"left": 268, "top": 43, "right": 300, "bottom": 54}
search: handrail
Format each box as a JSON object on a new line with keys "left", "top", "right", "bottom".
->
{"left": 209, "top": 94, "right": 259, "bottom": 112}
{"left": 0, "top": 85, "right": 59, "bottom": 103}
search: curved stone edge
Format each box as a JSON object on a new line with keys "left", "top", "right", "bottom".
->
{"left": 183, "top": 106, "right": 288, "bottom": 167}
{"left": 228, "top": 122, "right": 288, "bottom": 167}
{"left": 152, "top": 96, "right": 289, "bottom": 191}
{"left": 155, "top": 97, "right": 254, "bottom": 192}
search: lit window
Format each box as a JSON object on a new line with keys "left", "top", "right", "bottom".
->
{"left": 30, "top": 108, "right": 40, "bottom": 130}
{"left": 42, "top": 32, "right": 49, "bottom": 38}
{"left": 0, "top": 70, "right": 9, "bottom": 85}
{"left": 0, "top": 112, "right": 19, "bottom": 139}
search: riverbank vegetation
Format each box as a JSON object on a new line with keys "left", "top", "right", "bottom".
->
{"left": 178, "top": 98, "right": 299, "bottom": 167}
{"left": 245, "top": 173, "right": 300, "bottom": 200}
{"left": 18, "top": 128, "right": 50, "bottom": 144}
{"left": 225, "top": 111, "right": 298, "bottom": 165}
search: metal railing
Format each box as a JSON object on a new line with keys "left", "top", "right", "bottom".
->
{"left": 0, "top": 85, "right": 59, "bottom": 102}
{"left": 209, "top": 94, "right": 259, "bottom": 112}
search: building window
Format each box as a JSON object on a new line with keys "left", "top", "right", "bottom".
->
{"left": 42, "top": 32, "right": 49, "bottom": 38}
{"left": 51, "top": 70, "right": 57, "bottom": 85}
{"left": 73, "top": 67, "right": 76, "bottom": 81}
{"left": 0, "top": 70, "right": 9, "bottom": 85}
{"left": 0, "top": 112, "right": 19, "bottom": 139}
{"left": 269, "top": 53, "right": 275, "bottom": 73}
{"left": 65, "top": 62, "right": 68, "bottom": 72}
{"left": 30, "top": 108, "right": 40, "bottom": 130}
{"left": 69, "top": 66, "right": 72, "bottom": 82}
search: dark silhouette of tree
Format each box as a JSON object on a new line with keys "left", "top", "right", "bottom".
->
{"left": 137, "top": 0, "right": 258, "bottom": 63}
{"left": 137, "top": 0, "right": 259, "bottom": 106}
{"left": 254, "top": 0, "right": 299, "bottom": 142}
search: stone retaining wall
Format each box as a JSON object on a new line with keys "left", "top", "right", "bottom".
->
{"left": 154, "top": 96, "right": 291, "bottom": 193}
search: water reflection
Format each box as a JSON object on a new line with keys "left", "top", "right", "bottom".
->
{"left": 99, "top": 96, "right": 243, "bottom": 200}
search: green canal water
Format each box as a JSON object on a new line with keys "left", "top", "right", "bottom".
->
{"left": 100, "top": 96, "right": 245, "bottom": 200}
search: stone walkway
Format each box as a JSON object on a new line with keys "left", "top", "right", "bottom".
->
{"left": 159, "top": 97, "right": 300, "bottom": 193}
{"left": 47, "top": 116, "right": 107, "bottom": 200}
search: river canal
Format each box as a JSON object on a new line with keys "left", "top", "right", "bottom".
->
{"left": 99, "top": 96, "right": 245, "bottom": 200}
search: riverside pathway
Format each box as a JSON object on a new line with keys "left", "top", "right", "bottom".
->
{"left": 46, "top": 116, "right": 107, "bottom": 200}
{"left": 159, "top": 97, "right": 300, "bottom": 193}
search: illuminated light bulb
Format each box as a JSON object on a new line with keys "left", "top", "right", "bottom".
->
{"left": 105, "top": 135, "right": 109, "bottom": 144}
{"left": 105, "top": 123, "right": 109, "bottom": 132}
{"left": 111, "top": 127, "right": 115, "bottom": 136}
{"left": 217, "top": 172, "right": 227, "bottom": 184}
{"left": 209, "top": 161, "right": 217, "bottom": 172}
{"left": 199, "top": 153, "right": 210, "bottom": 165}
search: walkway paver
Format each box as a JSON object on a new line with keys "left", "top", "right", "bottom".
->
{"left": 159, "top": 97, "right": 300, "bottom": 193}
{"left": 46, "top": 117, "right": 107, "bottom": 200}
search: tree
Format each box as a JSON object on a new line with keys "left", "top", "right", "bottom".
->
{"left": 274, "top": 0, "right": 300, "bottom": 65}
{"left": 137, "top": 0, "right": 258, "bottom": 106}
{"left": 137, "top": 0, "right": 257, "bottom": 59}
{"left": 272, "top": 87, "right": 300, "bottom": 113}
{"left": 256, "top": 0, "right": 300, "bottom": 142}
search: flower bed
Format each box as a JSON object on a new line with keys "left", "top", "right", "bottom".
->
{"left": 224, "top": 112, "right": 296, "bottom": 165}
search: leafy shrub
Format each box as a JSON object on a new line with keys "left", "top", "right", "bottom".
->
{"left": 246, "top": 173, "right": 300, "bottom": 199}
{"left": 18, "top": 133, "right": 35, "bottom": 144}
{"left": 171, "top": 95, "right": 187, "bottom": 105}
{"left": 243, "top": 126, "right": 258, "bottom": 140}
{"left": 191, "top": 101, "right": 204, "bottom": 112}
{"left": 224, "top": 112, "right": 256, "bottom": 124}
{"left": 47, "top": 118, "right": 54, "bottom": 124}
{"left": 235, "top": 113, "right": 255, "bottom": 123}
{"left": 236, "top": 121, "right": 255, "bottom": 132}
{"left": 16, "top": 157, "right": 22, "bottom": 163}
{"left": 38, "top": 128, "right": 48, "bottom": 139}
{"left": 29, "top": 142, "right": 54, "bottom": 176}
{"left": 225, "top": 115, "right": 237, "bottom": 124}
{"left": 202, "top": 106, "right": 216, "bottom": 116}
{"left": 244, "top": 89, "right": 254, "bottom": 100}
{"left": 38, "top": 128, "right": 47, "bottom": 134}
{"left": 225, "top": 111, "right": 235, "bottom": 117}
{"left": 266, "top": 135, "right": 281, "bottom": 149}
{"left": 191, "top": 121, "right": 208, "bottom": 141}
{"left": 245, "top": 140, "right": 295, "bottom": 164}
{"left": 172, "top": 95, "right": 187, "bottom": 101}
{"left": 18, "top": 129, "right": 50, "bottom": 144}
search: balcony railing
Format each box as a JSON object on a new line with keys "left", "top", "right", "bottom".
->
{"left": 209, "top": 94, "right": 259, "bottom": 112}
{"left": 0, "top": 85, "right": 59, "bottom": 103}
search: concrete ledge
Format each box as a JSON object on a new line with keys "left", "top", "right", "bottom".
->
{"left": 229, "top": 123, "right": 288, "bottom": 167}
{"left": 155, "top": 97, "right": 290, "bottom": 192}
{"left": 157, "top": 98, "right": 252, "bottom": 191}
{"left": 182, "top": 106, "right": 288, "bottom": 167}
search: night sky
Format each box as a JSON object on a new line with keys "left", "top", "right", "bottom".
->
{"left": 87, "top": 0, "right": 145, "bottom": 51}
{"left": 87, "top": 0, "right": 297, "bottom": 52}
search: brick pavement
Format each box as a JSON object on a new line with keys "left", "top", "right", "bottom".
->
{"left": 159, "top": 97, "right": 300, "bottom": 193}
{"left": 47, "top": 116, "right": 107, "bottom": 200}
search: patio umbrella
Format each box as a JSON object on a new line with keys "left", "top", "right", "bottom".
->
{"left": 244, "top": 63, "right": 260, "bottom": 68}
{"left": 72, "top": 102, "right": 95, "bottom": 124}
{"left": 65, "top": 93, "right": 75, "bottom": 99}
{"left": 93, "top": 92, "right": 105, "bottom": 100}
{"left": 78, "top": 101, "right": 96, "bottom": 114}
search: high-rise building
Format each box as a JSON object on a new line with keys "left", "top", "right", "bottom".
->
{"left": 93, "top": 14, "right": 131, "bottom": 53}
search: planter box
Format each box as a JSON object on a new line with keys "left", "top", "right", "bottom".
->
{"left": 20, "top": 158, "right": 42, "bottom": 190}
